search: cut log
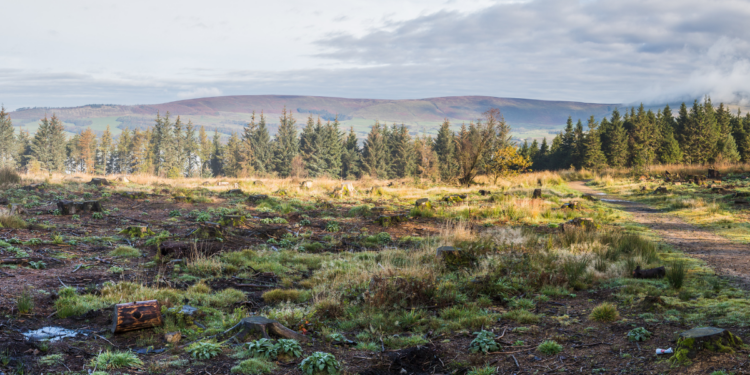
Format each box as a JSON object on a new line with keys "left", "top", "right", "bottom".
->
{"left": 111, "top": 300, "right": 163, "bottom": 334}
{"left": 671, "top": 327, "right": 743, "bottom": 365}
{"left": 221, "top": 316, "right": 307, "bottom": 342}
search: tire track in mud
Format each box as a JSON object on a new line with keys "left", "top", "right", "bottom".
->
{"left": 568, "top": 180, "right": 750, "bottom": 289}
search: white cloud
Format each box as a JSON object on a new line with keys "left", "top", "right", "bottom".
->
{"left": 176, "top": 87, "right": 223, "bottom": 100}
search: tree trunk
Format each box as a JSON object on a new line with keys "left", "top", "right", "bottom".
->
{"left": 111, "top": 300, "right": 163, "bottom": 334}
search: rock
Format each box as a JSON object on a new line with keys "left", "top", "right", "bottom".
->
{"left": 300, "top": 181, "right": 313, "bottom": 189}
{"left": 435, "top": 246, "right": 457, "bottom": 257}
{"left": 670, "top": 327, "right": 743, "bottom": 365}
{"left": 532, "top": 189, "right": 542, "bottom": 199}
{"left": 164, "top": 331, "right": 181, "bottom": 343}
{"left": 179, "top": 305, "right": 200, "bottom": 316}
{"left": 560, "top": 202, "right": 578, "bottom": 210}
{"left": 560, "top": 217, "right": 595, "bottom": 232}
{"left": 56, "top": 200, "right": 103, "bottom": 215}
{"left": 247, "top": 194, "right": 269, "bottom": 203}
{"left": 87, "top": 178, "right": 111, "bottom": 186}
{"left": 654, "top": 187, "right": 669, "bottom": 194}
{"left": 632, "top": 266, "right": 665, "bottom": 279}
{"left": 415, "top": 198, "right": 431, "bottom": 209}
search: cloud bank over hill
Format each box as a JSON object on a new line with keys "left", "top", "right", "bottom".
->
{"left": 2, "top": 0, "right": 749, "bottom": 109}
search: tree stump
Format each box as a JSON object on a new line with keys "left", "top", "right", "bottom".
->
{"left": 415, "top": 198, "right": 431, "bottom": 209}
{"left": 708, "top": 169, "right": 721, "bottom": 179}
{"left": 300, "top": 181, "right": 313, "bottom": 189}
{"left": 111, "top": 300, "right": 163, "bottom": 333}
{"left": 532, "top": 189, "right": 542, "bottom": 199}
{"left": 87, "top": 178, "right": 111, "bottom": 186}
{"left": 670, "top": 327, "right": 743, "bottom": 365}
{"left": 221, "top": 316, "right": 307, "bottom": 342}
{"left": 57, "top": 200, "right": 103, "bottom": 215}
{"left": 247, "top": 194, "right": 269, "bottom": 203}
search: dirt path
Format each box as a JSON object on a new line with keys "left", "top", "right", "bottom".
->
{"left": 568, "top": 180, "right": 750, "bottom": 288}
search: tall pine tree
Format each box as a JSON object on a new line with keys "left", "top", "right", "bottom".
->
{"left": 272, "top": 108, "right": 299, "bottom": 178}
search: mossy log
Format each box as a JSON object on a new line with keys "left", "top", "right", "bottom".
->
{"left": 111, "top": 300, "right": 163, "bottom": 333}
{"left": 56, "top": 200, "right": 103, "bottom": 215}
{"left": 670, "top": 327, "right": 743, "bottom": 366}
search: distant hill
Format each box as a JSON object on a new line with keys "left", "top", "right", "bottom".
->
{"left": 9, "top": 95, "right": 620, "bottom": 141}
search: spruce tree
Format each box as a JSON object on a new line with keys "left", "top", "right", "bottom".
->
{"left": 572, "top": 119, "right": 585, "bottom": 169}
{"left": 433, "top": 119, "right": 458, "bottom": 182}
{"left": 657, "top": 106, "right": 682, "bottom": 164}
{"left": 31, "top": 114, "right": 67, "bottom": 173}
{"left": 681, "top": 100, "right": 718, "bottom": 164}
{"left": 198, "top": 126, "right": 212, "bottom": 177}
{"left": 299, "top": 115, "right": 323, "bottom": 176}
{"left": 582, "top": 116, "right": 607, "bottom": 170}
{"left": 519, "top": 140, "right": 530, "bottom": 159}
{"left": 608, "top": 109, "right": 628, "bottom": 168}
{"left": 252, "top": 112, "right": 272, "bottom": 174}
{"left": 222, "top": 133, "right": 243, "bottom": 177}
{"left": 731, "top": 110, "right": 750, "bottom": 162}
{"left": 184, "top": 121, "right": 200, "bottom": 177}
{"left": 390, "top": 124, "right": 414, "bottom": 178}
{"left": 211, "top": 130, "right": 223, "bottom": 177}
{"left": 560, "top": 117, "right": 576, "bottom": 169}
{"left": 148, "top": 112, "right": 173, "bottom": 176}
{"left": 16, "top": 129, "right": 32, "bottom": 168}
{"left": 96, "top": 125, "right": 113, "bottom": 175}
{"left": 116, "top": 128, "right": 132, "bottom": 174}
{"left": 320, "top": 118, "right": 344, "bottom": 178}
{"left": 341, "top": 127, "right": 361, "bottom": 179}
{"left": 534, "top": 137, "right": 549, "bottom": 169}
{"left": 361, "top": 121, "right": 389, "bottom": 179}
{"left": 272, "top": 108, "right": 299, "bottom": 178}
{"left": 131, "top": 129, "right": 151, "bottom": 174}
{"left": 0, "top": 107, "right": 16, "bottom": 168}
{"left": 529, "top": 139, "right": 539, "bottom": 162}
{"left": 629, "top": 105, "right": 657, "bottom": 169}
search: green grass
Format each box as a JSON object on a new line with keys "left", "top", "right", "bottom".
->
{"left": 231, "top": 358, "right": 277, "bottom": 374}
{"left": 589, "top": 302, "right": 620, "bottom": 322}
{"left": 109, "top": 245, "right": 141, "bottom": 257}
{"left": 90, "top": 351, "right": 143, "bottom": 369}
{"left": 537, "top": 340, "right": 563, "bottom": 355}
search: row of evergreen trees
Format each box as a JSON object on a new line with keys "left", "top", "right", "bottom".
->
{"left": 0, "top": 98, "right": 746, "bottom": 181}
{"left": 521, "top": 98, "right": 750, "bottom": 171}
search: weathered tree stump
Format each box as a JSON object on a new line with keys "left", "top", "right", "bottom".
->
{"left": 654, "top": 187, "right": 669, "bottom": 194}
{"left": 532, "top": 188, "right": 542, "bottom": 199}
{"left": 247, "top": 194, "right": 269, "bottom": 203}
{"left": 708, "top": 169, "right": 721, "bottom": 179}
{"left": 56, "top": 200, "right": 103, "bottom": 215}
{"left": 561, "top": 202, "right": 578, "bottom": 210}
{"left": 670, "top": 327, "right": 743, "bottom": 365}
{"left": 376, "top": 215, "right": 407, "bottom": 228}
{"left": 415, "top": 198, "right": 431, "bottom": 209}
{"left": 21, "top": 183, "right": 44, "bottom": 191}
{"left": 221, "top": 316, "right": 307, "bottom": 342}
{"left": 300, "top": 181, "right": 313, "bottom": 189}
{"left": 560, "top": 217, "right": 595, "bottom": 232}
{"left": 111, "top": 300, "right": 163, "bottom": 334}
{"left": 87, "top": 178, "right": 111, "bottom": 186}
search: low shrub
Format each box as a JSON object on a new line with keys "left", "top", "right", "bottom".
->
{"left": 188, "top": 341, "right": 223, "bottom": 360}
{"left": 589, "top": 302, "right": 620, "bottom": 322}
{"left": 666, "top": 261, "right": 687, "bottom": 290}
{"left": 299, "top": 352, "right": 340, "bottom": 375}
{"left": 627, "top": 327, "right": 652, "bottom": 342}
{"left": 246, "top": 338, "right": 277, "bottom": 358}
{"left": 231, "top": 358, "right": 277, "bottom": 374}
{"left": 109, "top": 245, "right": 141, "bottom": 258}
{"left": 0, "top": 215, "right": 28, "bottom": 229}
{"left": 537, "top": 340, "right": 563, "bottom": 355}
{"left": 262, "top": 289, "right": 310, "bottom": 304}
{"left": 90, "top": 351, "right": 143, "bottom": 369}
{"left": 0, "top": 167, "right": 20, "bottom": 185}
{"left": 469, "top": 330, "right": 499, "bottom": 354}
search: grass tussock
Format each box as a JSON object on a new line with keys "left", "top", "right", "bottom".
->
{"left": 0, "top": 215, "right": 28, "bottom": 229}
{"left": 0, "top": 167, "right": 21, "bottom": 185}
{"left": 589, "top": 302, "right": 620, "bottom": 322}
{"left": 109, "top": 245, "right": 141, "bottom": 258}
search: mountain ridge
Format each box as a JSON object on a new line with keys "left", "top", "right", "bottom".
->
{"left": 8, "top": 95, "right": 621, "bottom": 140}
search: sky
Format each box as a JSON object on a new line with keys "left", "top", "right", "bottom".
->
{"left": 2, "top": 0, "right": 750, "bottom": 110}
